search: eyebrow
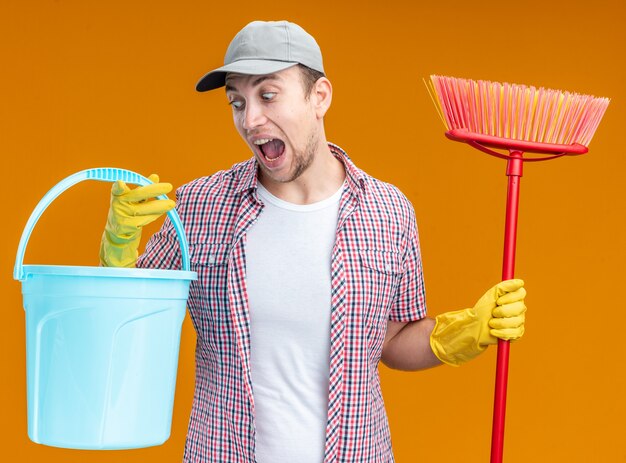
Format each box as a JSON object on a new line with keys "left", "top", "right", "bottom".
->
{"left": 225, "top": 74, "right": 280, "bottom": 93}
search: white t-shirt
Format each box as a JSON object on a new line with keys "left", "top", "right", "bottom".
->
{"left": 245, "top": 181, "right": 344, "bottom": 463}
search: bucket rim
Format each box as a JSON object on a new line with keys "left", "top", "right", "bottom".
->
{"left": 21, "top": 264, "right": 197, "bottom": 281}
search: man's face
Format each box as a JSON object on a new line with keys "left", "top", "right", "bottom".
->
{"left": 225, "top": 66, "right": 321, "bottom": 184}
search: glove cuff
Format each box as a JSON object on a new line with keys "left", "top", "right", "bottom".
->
{"left": 429, "top": 308, "right": 487, "bottom": 367}
{"left": 99, "top": 229, "right": 141, "bottom": 268}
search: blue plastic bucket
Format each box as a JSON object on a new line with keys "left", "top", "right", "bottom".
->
{"left": 14, "top": 168, "right": 197, "bottom": 450}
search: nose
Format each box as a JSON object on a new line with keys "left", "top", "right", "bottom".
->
{"left": 242, "top": 100, "right": 266, "bottom": 131}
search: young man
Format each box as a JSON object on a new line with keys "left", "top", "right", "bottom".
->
{"left": 100, "top": 20, "right": 526, "bottom": 463}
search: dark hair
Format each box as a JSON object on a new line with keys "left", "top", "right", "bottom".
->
{"left": 298, "top": 64, "right": 325, "bottom": 99}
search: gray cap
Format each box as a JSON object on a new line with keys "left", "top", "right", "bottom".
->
{"left": 195, "top": 20, "right": 325, "bottom": 92}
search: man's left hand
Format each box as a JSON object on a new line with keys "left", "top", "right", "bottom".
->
{"left": 429, "top": 279, "right": 527, "bottom": 366}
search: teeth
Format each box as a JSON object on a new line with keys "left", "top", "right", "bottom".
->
{"left": 253, "top": 138, "right": 272, "bottom": 145}
{"left": 264, "top": 153, "right": 281, "bottom": 162}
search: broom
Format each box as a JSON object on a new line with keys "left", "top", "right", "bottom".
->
{"left": 424, "top": 75, "right": 609, "bottom": 463}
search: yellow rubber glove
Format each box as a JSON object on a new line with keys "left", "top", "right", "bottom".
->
{"left": 99, "top": 174, "right": 175, "bottom": 268}
{"left": 429, "top": 279, "right": 526, "bottom": 366}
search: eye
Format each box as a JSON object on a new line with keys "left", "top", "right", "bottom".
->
{"left": 228, "top": 99, "right": 244, "bottom": 110}
{"left": 261, "top": 92, "right": 276, "bottom": 101}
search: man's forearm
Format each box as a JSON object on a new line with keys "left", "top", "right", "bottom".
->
{"left": 381, "top": 318, "right": 442, "bottom": 371}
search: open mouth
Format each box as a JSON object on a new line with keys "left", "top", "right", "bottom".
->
{"left": 254, "top": 138, "right": 286, "bottom": 163}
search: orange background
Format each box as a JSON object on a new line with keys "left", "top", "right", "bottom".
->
{"left": 1, "top": 1, "right": 624, "bottom": 462}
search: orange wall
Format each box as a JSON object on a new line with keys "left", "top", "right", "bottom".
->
{"left": 2, "top": 1, "right": 624, "bottom": 462}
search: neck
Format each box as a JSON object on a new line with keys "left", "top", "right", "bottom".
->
{"left": 259, "top": 140, "right": 346, "bottom": 205}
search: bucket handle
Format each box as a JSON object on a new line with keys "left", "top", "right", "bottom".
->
{"left": 14, "top": 168, "right": 190, "bottom": 281}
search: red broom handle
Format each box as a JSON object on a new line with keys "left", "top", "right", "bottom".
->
{"left": 491, "top": 151, "right": 523, "bottom": 463}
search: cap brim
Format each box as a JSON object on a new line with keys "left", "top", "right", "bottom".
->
{"left": 195, "top": 60, "right": 299, "bottom": 92}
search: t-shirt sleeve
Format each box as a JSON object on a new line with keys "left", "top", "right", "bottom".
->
{"left": 389, "top": 204, "right": 427, "bottom": 322}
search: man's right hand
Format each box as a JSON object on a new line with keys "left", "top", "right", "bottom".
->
{"left": 99, "top": 173, "right": 175, "bottom": 267}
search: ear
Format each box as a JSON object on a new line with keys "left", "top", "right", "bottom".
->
{"left": 312, "top": 77, "right": 332, "bottom": 119}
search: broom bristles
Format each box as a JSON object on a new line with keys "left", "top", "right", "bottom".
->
{"left": 426, "top": 75, "right": 610, "bottom": 147}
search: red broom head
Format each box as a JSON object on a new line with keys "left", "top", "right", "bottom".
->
{"left": 426, "top": 75, "right": 610, "bottom": 149}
